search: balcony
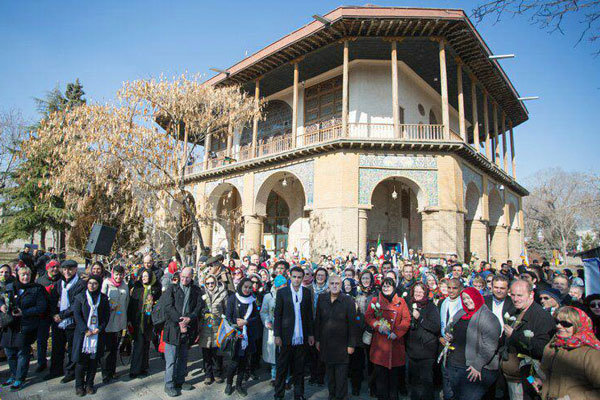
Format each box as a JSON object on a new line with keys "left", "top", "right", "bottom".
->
{"left": 199, "top": 121, "right": 449, "bottom": 171}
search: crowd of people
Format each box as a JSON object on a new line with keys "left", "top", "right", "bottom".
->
{"left": 0, "top": 244, "right": 599, "bottom": 400}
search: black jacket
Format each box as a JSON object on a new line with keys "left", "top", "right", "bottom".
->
{"left": 225, "top": 294, "right": 260, "bottom": 356}
{"left": 162, "top": 283, "right": 204, "bottom": 345}
{"left": 71, "top": 292, "right": 110, "bottom": 363}
{"left": 0, "top": 282, "right": 47, "bottom": 348}
{"left": 406, "top": 300, "right": 441, "bottom": 360}
{"left": 128, "top": 280, "right": 162, "bottom": 337}
{"left": 484, "top": 295, "right": 516, "bottom": 317}
{"left": 49, "top": 276, "right": 87, "bottom": 328}
{"left": 505, "top": 302, "right": 555, "bottom": 361}
{"left": 274, "top": 286, "right": 314, "bottom": 346}
{"left": 314, "top": 293, "right": 357, "bottom": 364}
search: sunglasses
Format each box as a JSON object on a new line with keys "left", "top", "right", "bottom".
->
{"left": 205, "top": 282, "right": 216, "bottom": 286}
{"left": 555, "top": 319, "right": 574, "bottom": 328}
{"left": 590, "top": 302, "right": 600, "bottom": 309}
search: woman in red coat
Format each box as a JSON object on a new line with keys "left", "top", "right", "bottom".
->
{"left": 365, "top": 277, "right": 411, "bottom": 400}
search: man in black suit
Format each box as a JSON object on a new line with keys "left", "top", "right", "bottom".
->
{"left": 483, "top": 274, "right": 515, "bottom": 400}
{"left": 274, "top": 266, "right": 314, "bottom": 400}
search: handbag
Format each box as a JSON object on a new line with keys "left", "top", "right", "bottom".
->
{"left": 362, "top": 330, "right": 372, "bottom": 345}
{"left": 0, "top": 312, "right": 13, "bottom": 329}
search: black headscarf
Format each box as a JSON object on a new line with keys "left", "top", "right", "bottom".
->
{"left": 358, "top": 270, "right": 375, "bottom": 295}
{"left": 381, "top": 277, "right": 397, "bottom": 303}
{"left": 236, "top": 277, "right": 254, "bottom": 298}
{"left": 87, "top": 274, "right": 103, "bottom": 302}
{"left": 342, "top": 278, "right": 358, "bottom": 297}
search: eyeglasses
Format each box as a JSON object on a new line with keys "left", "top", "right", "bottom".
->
{"left": 590, "top": 302, "right": 600, "bottom": 309}
{"left": 486, "top": 279, "right": 493, "bottom": 283}
{"left": 205, "top": 282, "right": 216, "bottom": 286}
{"left": 555, "top": 319, "right": 574, "bottom": 328}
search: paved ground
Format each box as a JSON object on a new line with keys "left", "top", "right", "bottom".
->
{"left": 0, "top": 346, "right": 380, "bottom": 400}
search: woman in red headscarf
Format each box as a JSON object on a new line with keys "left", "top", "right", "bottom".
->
{"left": 534, "top": 306, "right": 600, "bottom": 400}
{"left": 442, "top": 287, "right": 502, "bottom": 400}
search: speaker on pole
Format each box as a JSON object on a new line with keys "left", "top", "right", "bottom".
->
{"left": 85, "top": 223, "right": 117, "bottom": 256}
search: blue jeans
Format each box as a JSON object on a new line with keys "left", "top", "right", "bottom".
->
{"left": 5, "top": 346, "right": 32, "bottom": 381}
{"left": 441, "top": 365, "right": 454, "bottom": 400}
{"left": 37, "top": 318, "right": 51, "bottom": 365}
{"left": 447, "top": 364, "right": 498, "bottom": 400}
{"left": 164, "top": 343, "right": 189, "bottom": 390}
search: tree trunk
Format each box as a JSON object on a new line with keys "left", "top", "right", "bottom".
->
{"left": 40, "top": 228, "right": 47, "bottom": 250}
{"left": 59, "top": 229, "right": 67, "bottom": 257}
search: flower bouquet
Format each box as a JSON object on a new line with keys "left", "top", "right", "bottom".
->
{"left": 517, "top": 330, "right": 545, "bottom": 381}
{"left": 370, "top": 302, "right": 392, "bottom": 333}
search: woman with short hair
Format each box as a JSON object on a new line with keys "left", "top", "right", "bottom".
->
{"left": 534, "top": 306, "right": 600, "bottom": 400}
{"left": 0, "top": 266, "right": 46, "bottom": 391}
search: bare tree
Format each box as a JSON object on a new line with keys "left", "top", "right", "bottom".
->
{"left": 472, "top": 0, "right": 600, "bottom": 54}
{"left": 0, "top": 109, "right": 27, "bottom": 187}
{"left": 523, "top": 168, "right": 599, "bottom": 261}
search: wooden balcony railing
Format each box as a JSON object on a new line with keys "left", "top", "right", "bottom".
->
{"left": 196, "top": 123, "right": 453, "bottom": 173}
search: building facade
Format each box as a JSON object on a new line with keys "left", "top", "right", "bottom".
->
{"left": 185, "top": 6, "right": 528, "bottom": 263}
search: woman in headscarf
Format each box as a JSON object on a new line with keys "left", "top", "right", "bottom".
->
{"left": 365, "top": 277, "right": 411, "bottom": 400}
{"left": 248, "top": 273, "right": 265, "bottom": 381}
{"left": 405, "top": 282, "right": 440, "bottom": 400}
{"left": 198, "top": 274, "right": 227, "bottom": 385}
{"left": 258, "top": 268, "right": 272, "bottom": 292}
{"left": 533, "top": 306, "right": 600, "bottom": 399}
{"left": 0, "top": 266, "right": 46, "bottom": 391}
{"left": 224, "top": 277, "right": 259, "bottom": 397}
{"left": 0, "top": 264, "right": 14, "bottom": 296}
{"left": 127, "top": 268, "right": 161, "bottom": 379}
{"left": 342, "top": 277, "right": 358, "bottom": 298}
{"left": 309, "top": 267, "right": 329, "bottom": 385}
{"left": 232, "top": 268, "right": 245, "bottom": 290}
{"left": 260, "top": 274, "right": 287, "bottom": 385}
{"left": 71, "top": 275, "right": 110, "bottom": 396}
{"left": 443, "top": 287, "right": 501, "bottom": 400}
{"left": 351, "top": 270, "right": 378, "bottom": 396}
{"left": 100, "top": 265, "right": 129, "bottom": 383}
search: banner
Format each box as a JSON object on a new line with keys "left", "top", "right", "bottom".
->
{"left": 583, "top": 257, "right": 600, "bottom": 295}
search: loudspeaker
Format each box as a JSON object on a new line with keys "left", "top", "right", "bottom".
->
{"left": 85, "top": 223, "right": 117, "bottom": 256}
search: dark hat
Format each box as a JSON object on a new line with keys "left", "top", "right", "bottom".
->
{"left": 60, "top": 260, "right": 78, "bottom": 269}
{"left": 206, "top": 254, "right": 224, "bottom": 266}
{"left": 198, "top": 256, "right": 208, "bottom": 263}
{"left": 541, "top": 288, "right": 563, "bottom": 305}
{"left": 87, "top": 274, "right": 103, "bottom": 286}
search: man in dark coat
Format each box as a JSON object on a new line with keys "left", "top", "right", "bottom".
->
{"left": 314, "top": 274, "right": 357, "bottom": 400}
{"left": 45, "top": 260, "right": 87, "bottom": 382}
{"left": 162, "top": 267, "right": 204, "bottom": 397}
{"left": 501, "top": 279, "right": 555, "bottom": 400}
{"left": 274, "top": 266, "right": 314, "bottom": 400}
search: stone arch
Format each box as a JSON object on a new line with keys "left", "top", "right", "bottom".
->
{"left": 255, "top": 171, "right": 307, "bottom": 217}
{"left": 207, "top": 183, "right": 243, "bottom": 253}
{"left": 207, "top": 182, "right": 242, "bottom": 218}
{"left": 488, "top": 188, "right": 504, "bottom": 227}
{"left": 464, "top": 182, "right": 482, "bottom": 221}
{"left": 367, "top": 174, "right": 426, "bottom": 211}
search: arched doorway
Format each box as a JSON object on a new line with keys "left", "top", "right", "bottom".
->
{"left": 209, "top": 184, "right": 243, "bottom": 253}
{"left": 368, "top": 177, "right": 422, "bottom": 255}
{"left": 264, "top": 191, "right": 290, "bottom": 254}
{"left": 488, "top": 188, "right": 507, "bottom": 264}
{"left": 464, "top": 183, "right": 486, "bottom": 262}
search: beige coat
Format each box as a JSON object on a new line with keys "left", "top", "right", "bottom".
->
{"left": 541, "top": 344, "right": 600, "bottom": 400}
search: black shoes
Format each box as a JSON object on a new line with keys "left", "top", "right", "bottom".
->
{"left": 204, "top": 377, "right": 215, "bottom": 385}
{"left": 61, "top": 374, "right": 75, "bottom": 383}
{"left": 86, "top": 386, "right": 96, "bottom": 395}
{"left": 180, "top": 383, "right": 193, "bottom": 391}
{"left": 235, "top": 385, "right": 248, "bottom": 397}
{"left": 76, "top": 387, "right": 86, "bottom": 397}
{"left": 224, "top": 384, "right": 234, "bottom": 395}
{"left": 35, "top": 363, "right": 47, "bottom": 373}
{"left": 164, "top": 387, "right": 180, "bottom": 397}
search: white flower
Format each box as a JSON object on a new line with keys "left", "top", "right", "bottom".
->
{"left": 412, "top": 303, "right": 417, "bottom": 309}
{"left": 509, "top": 316, "right": 517, "bottom": 322}
{"left": 376, "top": 302, "right": 381, "bottom": 308}
{"left": 201, "top": 294, "right": 208, "bottom": 301}
{"left": 504, "top": 312, "right": 511, "bottom": 320}
{"left": 402, "top": 292, "right": 407, "bottom": 297}
{"left": 523, "top": 330, "right": 534, "bottom": 338}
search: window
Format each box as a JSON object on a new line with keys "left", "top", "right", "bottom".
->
{"left": 304, "top": 75, "right": 343, "bottom": 125}
{"left": 240, "top": 100, "right": 292, "bottom": 145}
{"left": 418, "top": 104, "right": 425, "bottom": 116}
{"left": 429, "top": 109, "right": 438, "bottom": 125}
{"left": 399, "top": 106, "right": 405, "bottom": 125}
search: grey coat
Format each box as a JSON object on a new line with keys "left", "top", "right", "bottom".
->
{"left": 445, "top": 304, "right": 501, "bottom": 372}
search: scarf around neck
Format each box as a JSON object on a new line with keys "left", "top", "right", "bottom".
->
{"left": 82, "top": 290, "right": 101, "bottom": 355}
{"left": 291, "top": 285, "right": 304, "bottom": 345}
{"left": 58, "top": 274, "right": 79, "bottom": 329}
{"left": 235, "top": 289, "right": 256, "bottom": 351}
{"left": 180, "top": 282, "right": 191, "bottom": 316}
{"left": 552, "top": 307, "right": 600, "bottom": 351}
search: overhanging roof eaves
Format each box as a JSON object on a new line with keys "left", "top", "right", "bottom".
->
{"left": 204, "top": 6, "right": 529, "bottom": 127}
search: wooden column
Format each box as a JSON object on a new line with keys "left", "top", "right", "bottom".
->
{"left": 439, "top": 39, "right": 450, "bottom": 139}
{"left": 502, "top": 113, "right": 508, "bottom": 173}
{"left": 226, "top": 122, "right": 233, "bottom": 158}
{"left": 470, "top": 77, "right": 479, "bottom": 151}
{"left": 510, "top": 121, "right": 516, "bottom": 179}
{"left": 493, "top": 103, "right": 500, "bottom": 166}
{"left": 252, "top": 79, "right": 260, "bottom": 157}
{"left": 342, "top": 40, "right": 349, "bottom": 137}
{"left": 457, "top": 61, "right": 466, "bottom": 141}
{"left": 203, "top": 133, "right": 212, "bottom": 170}
{"left": 391, "top": 40, "right": 400, "bottom": 138}
{"left": 292, "top": 61, "right": 299, "bottom": 147}
{"left": 483, "top": 93, "right": 491, "bottom": 160}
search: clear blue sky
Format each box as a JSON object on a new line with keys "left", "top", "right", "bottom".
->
{"left": 1, "top": 0, "right": 598, "bottom": 180}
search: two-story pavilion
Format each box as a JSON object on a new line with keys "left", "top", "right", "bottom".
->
{"left": 185, "top": 6, "right": 529, "bottom": 262}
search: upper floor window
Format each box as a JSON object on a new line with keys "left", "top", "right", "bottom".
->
{"left": 304, "top": 75, "right": 343, "bottom": 125}
{"left": 241, "top": 100, "right": 292, "bottom": 145}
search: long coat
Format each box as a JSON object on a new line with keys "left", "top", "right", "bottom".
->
{"left": 225, "top": 294, "right": 260, "bottom": 357}
{"left": 197, "top": 283, "right": 228, "bottom": 348}
{"left": 71, "top": 292, "right": 110, "bottom": 363}
{"left": 128, "top": 280, "right": 162, "bottom": 338}
{"left": 274, "top": 286, "right": 314, "bottom": 346}
{"left": 49, "top": 277, "right": 87, "bottom": 329}
{"left": 101, "top": 279, "right": 130, "bottom": 333}
{"left": 365, "top": 293, "right": 411, "bottom": 369}
{"left": 540, "top": 344, "right": 600, "bottom": 400}
{"left": 162, "top": 284, "right": 204, "bottom": 346}
{"left": 0, "top": 282, "right": 47, "bottom": 348}
{"left": 405, "top": 300, "right": 441, "bottom": 361}
{"left": 314, "top": 292, "right": 357, "bottom": 364}
{"left": 260, "top": 290, "right": 277, "bottom": 364}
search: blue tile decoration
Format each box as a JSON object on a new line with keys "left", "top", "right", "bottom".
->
{"left": 460, "top": 163, "right": 483, "bottom": 196}
{"left": 205, "top": 176, "right": 244, "bottom": 200}
{"left": 253, "top": 160, "right": 314, "bottom": 206}
{"left": 358, "top": 154, "right": 438, "bottom": 207}
{"left": 359, "top": 168, "right": 438, "bottom": 207}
